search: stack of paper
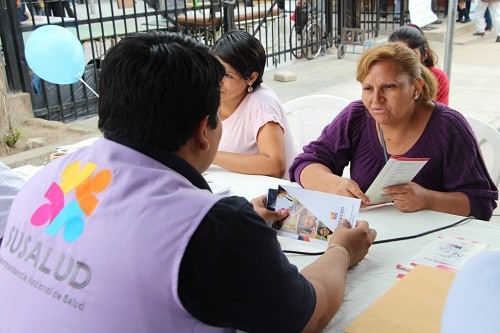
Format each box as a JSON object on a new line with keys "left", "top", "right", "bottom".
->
{"left": 209, "top": 183, "right": 230, "bottom": 196}
{"left": 54, "top": 137, "right": 100, "bottom": 153}
{"left": 12, "top": 164, "right": 43, "bottom": 181}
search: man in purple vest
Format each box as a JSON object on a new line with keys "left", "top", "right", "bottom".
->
{"left": 0, "top": 32, "right": 376, "bottom": 332}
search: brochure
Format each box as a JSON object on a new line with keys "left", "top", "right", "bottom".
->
{"left": 365, "top": 156, "right": 429, "bottom": 205}
{"left": 269, "top": 185, "right": 361, "bottom": 244}
{"left": 397, "top": 234, "right": 489, "bottom": 273}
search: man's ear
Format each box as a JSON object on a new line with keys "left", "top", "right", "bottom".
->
{"left": 194, "top": 116, "right": 210, "bottom": 151}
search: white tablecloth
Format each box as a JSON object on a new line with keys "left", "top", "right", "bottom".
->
{"left": 205, "top": 165, "right": 500, "bottom": 333}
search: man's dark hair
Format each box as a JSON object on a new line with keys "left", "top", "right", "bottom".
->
{"left": 98, "top": 31, "right": 225, "bottom": 152}
{"left": 211, "top": 30, "right": 266, "bottom": 90}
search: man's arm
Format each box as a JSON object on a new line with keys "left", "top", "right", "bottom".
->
{"left": 300, "top": 220, "right": 376, "bottom": 332}
{"left": 252, "top": 196, "right": 377, "bottom": 331}
{"left": 180, "top": 197, "right": 376, "bottom": 332}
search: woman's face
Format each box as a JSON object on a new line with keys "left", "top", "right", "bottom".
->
{"left": 218, "top": 58, "right": 248, "bottom": 104}
{"left": 302, "top": 215, "right": 316, "bottom": 228}
{"left": 361, "top": 60, "right": 420, "bottom": 126}
{"left": 411, "top": 46, "right": 425, "bottom": 63}
{"left": 319, "top": 227, "right": 331, "bottom": 237}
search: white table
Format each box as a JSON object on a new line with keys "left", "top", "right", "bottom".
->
{"left": 205, "top": 166, "right": 500, "bottom": 333}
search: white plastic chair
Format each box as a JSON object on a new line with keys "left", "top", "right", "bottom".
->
{"left": 284, "top": 95, "right": 351, "bottom": 151}
{"left": 464, "top": 116, "right": 500, "bottom": 189}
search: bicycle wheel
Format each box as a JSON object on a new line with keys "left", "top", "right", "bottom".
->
{"left": 302, "top": 21, "right": 322, "bottom": 60}
{"left": 289, "top": 23, "right": 303, "bottom": 59}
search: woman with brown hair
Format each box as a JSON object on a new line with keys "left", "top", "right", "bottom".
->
{"left": 289, "top": 43, "right": 498, "bottom": 220}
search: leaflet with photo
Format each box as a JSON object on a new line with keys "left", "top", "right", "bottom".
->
{"left": 365, "top": 156, "right": 429, "bottom": 205}
{"left": 270, "top": 185, "right": 361, "bottom": 244}
{"left": 397, "top": 235, "right": 489, "bottom": 273}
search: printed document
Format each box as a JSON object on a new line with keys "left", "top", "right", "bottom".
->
{"left": 365, "top": 156, "right": 429, "bottom": 205}
{"left": 398, "top": 235, "right": 489, "bottom": 273}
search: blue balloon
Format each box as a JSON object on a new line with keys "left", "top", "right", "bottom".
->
{"left": 25, "top": 25, "right": 86, "bottom": 85}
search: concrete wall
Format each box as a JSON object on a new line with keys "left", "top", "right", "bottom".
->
{"left": 2, "top": 62, "right": 34, "bottom": 130}
{"left": 8, "top": 92, "right": 34, "bottom": 127}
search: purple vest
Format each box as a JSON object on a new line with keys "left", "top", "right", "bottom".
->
{"left": 0, "top": 139, "right": 231, "bottom": 332}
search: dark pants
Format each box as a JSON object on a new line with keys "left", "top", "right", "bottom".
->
{"left": 45, "top": 0, "right": 74, "bottom": 18}
{"left": 457, "top": 1, "right": 470, "bottom": 21}
{"left": 485, "top": 8, "right": 492, "bottom": 27}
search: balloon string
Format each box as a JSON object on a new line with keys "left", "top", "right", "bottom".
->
{"left": 78, "top": 77, "right": 99, "bottom": 97}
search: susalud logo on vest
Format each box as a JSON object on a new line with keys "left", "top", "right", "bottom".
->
{"left": 1, "top": 160, "right": 112, "bottom": 309}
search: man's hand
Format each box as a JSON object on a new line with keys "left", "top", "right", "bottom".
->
{"left": 328, "top": 219, "right": 377, "bottom": 268}
{"left": 251, "top": 194, "right": 289, "bottom": 223}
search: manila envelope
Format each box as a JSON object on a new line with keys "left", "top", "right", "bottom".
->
{"left": 345, "top": 265, "right": 456, "bottom": 333}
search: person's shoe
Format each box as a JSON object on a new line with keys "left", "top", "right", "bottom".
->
{"left": 486, "top": 26, "right": 493, "bottom": 31}
{"left": 432, "top": 20, "right": 442, "bottom": 24}
{"left": 473, "top": 32, "right": 485, "bottom": 37}
{"left": 461, "top": 18, "right": 471, "bottom": 23}
{"left": 496, "top": 36, "right": 500, "bottom": 43}
{"left": 394, "top": 18, "right": 400, "bottom": 23}
{"left": 456, "top": 18, "right": 463, "bottom": 23}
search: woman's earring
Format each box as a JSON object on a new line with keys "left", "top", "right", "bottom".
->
{"left": 247, "top": 84, "right": 253, "bottom": 93}
{"left": 415, "top": 94, "right": 419, "bottom": 100}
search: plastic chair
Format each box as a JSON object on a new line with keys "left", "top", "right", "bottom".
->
{"left": 464, "top": 116, "right": 500, "bottom": 189}
{"left": 284, "top": 94, "right": 351, "bottom": 150}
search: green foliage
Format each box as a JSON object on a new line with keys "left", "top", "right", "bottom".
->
{"left": 4, "top": 128, "right": 22, "bottom": 148}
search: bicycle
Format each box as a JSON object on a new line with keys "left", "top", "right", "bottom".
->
{"left": 289, "top": 0, "right": 325, "bottom": 60}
